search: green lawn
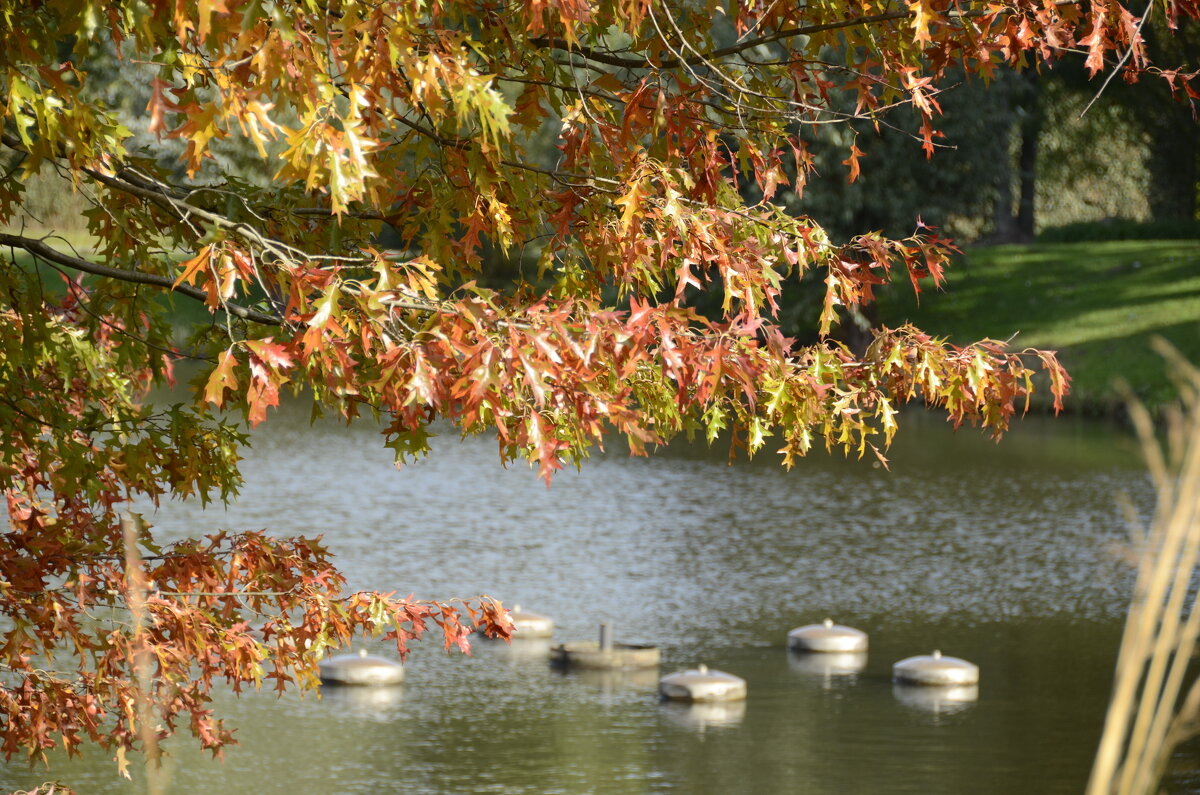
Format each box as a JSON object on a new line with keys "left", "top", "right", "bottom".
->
{"left": 877, "top": 239, "right": 1200, "bottom": 412}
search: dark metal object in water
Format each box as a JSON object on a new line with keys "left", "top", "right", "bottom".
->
{"left": 551, "top": 624, "right": 660, "bottom": 669}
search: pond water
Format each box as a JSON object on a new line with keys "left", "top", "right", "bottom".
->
{"left": 1, "top": 407, "right": 1165, "bottom": 793}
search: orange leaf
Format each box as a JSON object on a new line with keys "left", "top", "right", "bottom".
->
{"left": 204, "top": 349, "right": 239, "bottom": 408}
{"left": 173, "top": 245, "right": 213, "bottom": 290}
{"left": 842, "top": 142, "right": 865, "bottom": 184}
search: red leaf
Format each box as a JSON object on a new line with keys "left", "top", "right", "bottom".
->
{"left": 146, "top": 78, "right": 178, "bottom": 137}
{"left": 245, "top": 339, "right": 294, "bottom": 370}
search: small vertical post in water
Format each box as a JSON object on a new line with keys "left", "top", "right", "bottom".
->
{"left": 599, "top": 622, "right": 613, "bottom": 651}
{"left": 122, "top": 512, "right": 164, "bottom": 795}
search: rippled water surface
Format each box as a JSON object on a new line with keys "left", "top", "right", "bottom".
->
{"left": 3, "top": 408, "right": 1161, "bottom": 793}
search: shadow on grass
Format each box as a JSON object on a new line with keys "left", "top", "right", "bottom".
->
{"left": 877, "top": 240, "right": 1200, "bottom": 412}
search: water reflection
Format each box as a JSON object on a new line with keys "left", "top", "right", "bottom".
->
{"left": 561, "top": 666, "right": 661, "bottom": 692}
{"left": 892, "top": 683, "right": 980, "bottom": 715}
{"left": 317, "top": 683, "right": 405, "bottom": 717}
{"left": 494, "top": 637, "right": 554, "bottom": 661}
{"left": 787, "top": 651, "right": 868, "bottom": 678}
{"left": 660, "top": 699, "right": 747, "bottom": 731}
{"left": 0, "top": 410, "right": 1151, "bottom": 794}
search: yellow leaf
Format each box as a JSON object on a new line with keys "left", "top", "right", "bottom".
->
{"left": 615, "top": 176, "right": 645, "bottom": 235}
{"left": 907, "top": 0, "right": 933, "bottom": 44}
{"left": 488, "top": 192, "right": 514, "bottom": 249}
{"left": 116, "top": 746, "right": 130, "bottom": 779}
{"left": 242, "top": 100, "right": 280, "bottom": 157}
{"left": 177, "top": 103, "right": 223, "bottom": 177}
{"left": 309, "top": 282, "right": 340, "bottom": 328}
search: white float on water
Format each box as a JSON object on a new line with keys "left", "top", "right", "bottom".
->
{"left": 509, "top": 604, "right": 555, "bottom": 638}
{"left": 892, "top": 650, "right": 979, "bottom": 686}
{"left": 319, "top": 649, "right": 405, "bottom": 686}
{"left": 659, "top": 664, "right": 748, "bottom": 703}
{"left": 787, "top": 618, "right": 869, "bottom": 653}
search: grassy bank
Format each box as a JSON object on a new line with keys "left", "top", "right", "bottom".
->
{"left": 877, "top": 239, "right": 1200, "bottom": 413}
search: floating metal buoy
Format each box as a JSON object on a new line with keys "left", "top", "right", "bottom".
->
{"left": 787, "top": 618, "right": 868, "bottom": 653}
{"left": 788, "top": 650, "right": 867, "bottom": 678}
{"left": 892, "top": 683, "right": 979, "bottom": 714}
{"left": 319, "top": 648, "right": 405, "bottom": 686}
{"left": 551, "top": 623, "right": 660, "bottom": 670}
{"left": 892, "top": 650, "right": 979, "bottom": 686}
{"left": 659, "top": 664, "right": 748, "bottom": 703}
{"left": 509, "top": 604, "right": 555, "bottom": 638}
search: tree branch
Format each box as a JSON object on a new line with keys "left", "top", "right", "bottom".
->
{"left": 530, "top": 2, "right": 1081, "bottom": 70}
{"left": 1, "top": 132, "right": 368, "bottom": 268}
{"left": 0, "top": 233, "right": 282, "bottom": 326}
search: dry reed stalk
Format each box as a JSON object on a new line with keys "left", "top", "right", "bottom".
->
{"left": 1088, "top": 340, "right": 1200, "bottom": 794}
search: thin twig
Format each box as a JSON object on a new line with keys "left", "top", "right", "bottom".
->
{"left": 1080, "top": 4, "right": 1152, "bottom": 118}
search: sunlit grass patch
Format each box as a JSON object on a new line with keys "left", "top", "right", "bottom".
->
{"left": 878, "top": 240, "right": 1200, "bottom": 411}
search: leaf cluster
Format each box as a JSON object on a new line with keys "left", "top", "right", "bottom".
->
{"left": 1, "top": 0, "right": 1190, "bottom": 781}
